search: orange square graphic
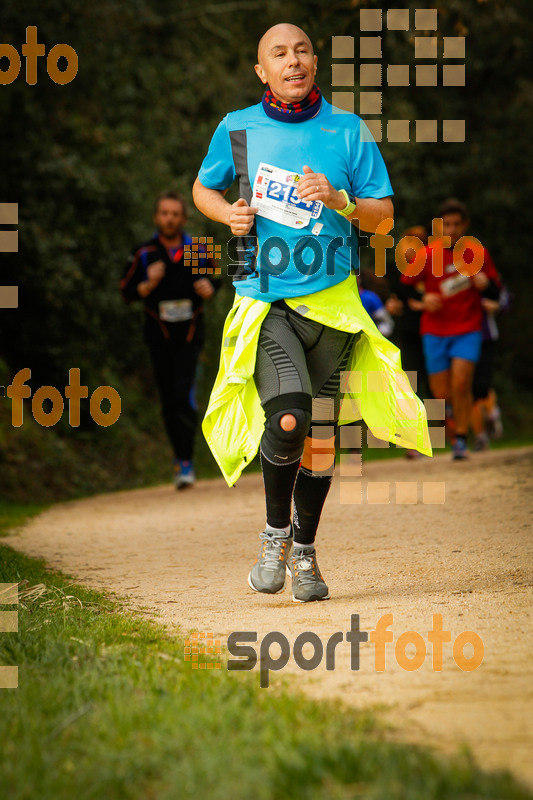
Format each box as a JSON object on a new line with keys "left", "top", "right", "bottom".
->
{"left": 395, "top": 482, "right": 418, "bottom": 505}
{"left": 360, "top": 37, "right": 382, "bottom": 59}
{"left": 332, "top": 92, "right": 354, "bottom": 114}
{"left": 339, "top": 452, "right": 362, "bottom": 477}
{"left": 332, "top": 36, "right": 354, "bottom": 59}
{"left": 423, "top": 482, "right": 446, "bottom": 504}
{"left": 360, "top": 9, "right": 382, "bottom": 31}
{"left": 339, "top": 425, "right": 362, "bottom": 449}
{"left": 184, "top": 631, "right": 222, "bottom": 667}
{"left": 367, "top": 482, "right": 390, "bottom": 504}
{"left": 339, "top": 482, "right": 363, "bottom": 504}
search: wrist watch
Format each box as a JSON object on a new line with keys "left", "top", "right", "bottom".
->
{"left": 336, "top": 189, "right": 357, "bottom": 217}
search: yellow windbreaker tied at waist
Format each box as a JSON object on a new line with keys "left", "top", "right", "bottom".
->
{"left": 203, "top": 274, "right": 432, "bottom": 486}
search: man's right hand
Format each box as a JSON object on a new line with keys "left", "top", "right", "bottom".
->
{"left": 147, "top": 260, "right": 166, "bottom": 286}
{"left": 386, "top": 294, "right": 403, "bottom": 316}
{"left": 137, "top": 260, "right": 166, "bottom": 297}
{"left": 422, "top": 292, "right": 443, "bottom": 313}
{"left": 228, "top": 198, "right": 258, "bottom": 236}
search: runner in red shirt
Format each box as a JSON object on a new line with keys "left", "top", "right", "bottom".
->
{"left": 400, "top": 199, "right": 501, "bottom": 459}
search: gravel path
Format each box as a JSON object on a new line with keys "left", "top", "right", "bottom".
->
{"left": 8, "top": 446, "right": 533, "bottom": 786}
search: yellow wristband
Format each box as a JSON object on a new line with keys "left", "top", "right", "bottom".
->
{"left": 335, "top": 189, "right": 357, "bottom": 217}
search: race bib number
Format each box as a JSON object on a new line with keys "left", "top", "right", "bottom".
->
{"left": 440, "top": 273, "right": 471, "bottom": 298}
{"left": 159, "top": 299, "right": 193, "bottom": 322}
{"left": 252, "top": 163, "right": 323, "bottom": 229}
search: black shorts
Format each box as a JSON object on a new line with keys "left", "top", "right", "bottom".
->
{"left": 254, "top": 301, "right": 358, "bottom": 423}
{"left": 473, "top": 340, "right": 495, "bottom": 401}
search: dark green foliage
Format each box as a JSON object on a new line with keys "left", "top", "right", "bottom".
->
{"left": 0, "top": 0, "right": 531, "bottom": 501}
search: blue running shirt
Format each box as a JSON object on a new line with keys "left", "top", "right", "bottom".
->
{"left": 198, "top": 99, "right": 393, "bottom": 302}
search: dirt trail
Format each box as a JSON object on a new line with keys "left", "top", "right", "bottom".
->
{"left": 8, "top": 447, "right": 533, "bottom": 786}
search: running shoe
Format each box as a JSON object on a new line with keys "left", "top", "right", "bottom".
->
{"left": 473, "top": 433, "right": 490, "bottom": 452}
{"left": 289, "top": 546, "right": 330, "bottom": 603}
{"left": 174, "top": 459, "right": 195, "bottom": 490}
{"left": 248, "top": 529, "right": 293, "bottom": 594}
{"left": 452, "top": 438, "right": 469, "bottom": 460}
{"left": 486, "top": 407, "right": 503, "bottom": 439}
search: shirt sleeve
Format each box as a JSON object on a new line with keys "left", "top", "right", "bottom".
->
{"left": 479, "top": 248, "right": 501, "bottom": 300}
{"left": 350, "top": 119, "right": 394, "bottom": 199}
{"left": 481, "top": 249, "right": 500, "bottom": 282}
{"left": 197, "top": 116, "right": 237, "bottom": 190}
{"left": 120, "top": 246, "right": 144, "bottom": 303}
{"left": 363, "top": 290, "right": 383, "bottom": 314}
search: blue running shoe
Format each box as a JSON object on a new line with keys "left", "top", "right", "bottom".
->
{"left": 452, "top": 438, "right": 469, "bottom": 460}
{"left": 174, "top": 459, "right": 196, "bottom": 490}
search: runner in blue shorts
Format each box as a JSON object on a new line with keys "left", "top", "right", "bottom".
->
{"left": 423, "top": 331, "right": 483, "bottom": 375}
{"left": 401, "top": 199, "right": 501, "bottom": 459}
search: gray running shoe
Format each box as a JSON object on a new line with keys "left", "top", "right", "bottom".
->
{"left": 248, "top": 529, "right": 293, "bottom": 594}
{"left": 175, "top": 470, "right": 195, "bottom": 490}
{"left": 289, "top": 546, "right": 330, "bottom": 603}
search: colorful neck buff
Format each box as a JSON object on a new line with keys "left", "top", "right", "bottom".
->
{"left": 262, "top": 83, "right": 322, "bottom": 122}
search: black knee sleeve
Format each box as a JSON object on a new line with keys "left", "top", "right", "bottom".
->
{"left": 261, "top": 407, "right": 311, "bottom": 465}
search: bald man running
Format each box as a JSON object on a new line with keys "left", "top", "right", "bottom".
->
{"left": 193, "top": 23, "right": 395, "bottom": 602}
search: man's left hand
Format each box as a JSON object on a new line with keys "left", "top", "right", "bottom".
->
{"left": 296, "top": 165, "right": 347, "bottom": 211}
{"left": 193, "top": 278, "right": 215, "bottom": 299}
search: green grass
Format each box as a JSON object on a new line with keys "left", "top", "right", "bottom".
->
{"left": 0, "top": 500, "right": 49, "bottom": 536}
{"left": 1, "top": 503, "right": 532, "bottom": 800}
